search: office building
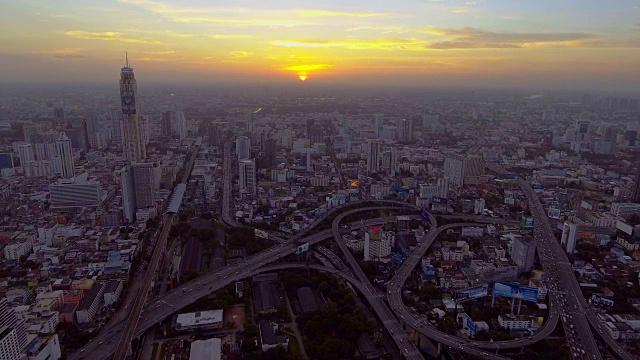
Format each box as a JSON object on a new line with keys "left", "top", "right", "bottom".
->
{"left": 474, "top": 199, "right": 485, "bottom": 215}
{"left": 76, "top": 284, "right": 105, "bottom": 324}
{"left": 633, "top": 166, "right": 640, "bottom": 203}
{"left": 236, "top": 136, "right": 251, "bottom": 161}
{"left": 511, "top": 236, "right": 537, "bottom": 272}
{"left": 139, "top": 115, "right": 150, "bottom": 145}
{"left": 161, "top": 110, "right": 173, "bottom": 137}
{"left": 17, "top": 143, "right": 34, "bottom": 165}
{"left": 444, "top": 155, "right": 464, "bottom": 187}
{"left": 419, "top": 178, "right": 449, "bottom": 200}
{"left": 175, "top": 310, "right": 223, "bottom": 331}
{"left": 364, "top": 229, "right": 393, "bottom": 262}
{"left": 366, "top": 139, "right": 382, "bottom": 173}
{"left": 464, "top": 155, "right": 485, "bottom": 177}
{"left": 0, "top": 327, "right": 20, "bottom": 360}
{"left": 397, "top": 118, "right": 413, "bottom": 142}
{"left": 381, "top": 149, "right": 398, "bottom": 174}
{"left": 24, "top": 334, "right": 61, "bottom": 360}
{"left": 0, "top": 153, "right": 13, "bottom": 171}
{"left": 373, "top": 114, "right": 384, "bottom": 138}
{"left": 176, "top": 111, "right": 187, "bottom": 140}
{"left": 110, "top": 108, "right": 124, "bottom": 142}
{"left": 49, "top": 174, "right": 102, "bottom": 208}
{"left": 132, "top": 162, "right": 158, "bottom": 208}
{"left": 120, "top": 164, "right": 136, "bottom": 223}
{"left": 55, "top": 132, "right": 74, "bottom": 179}
{"left": 239, "top": 159, "right": 256, "bottom": 195}
{"left": 263, "top": 138, "right": 277, "bottom": 168}
{"left": 561, "top": 222, "right": 578, "bottom": 254}
{"left": 0, "top": 298, "right": 27, "bottom": 351}
{"left": 120, "top": 55, "right": 146, "bottom": 162}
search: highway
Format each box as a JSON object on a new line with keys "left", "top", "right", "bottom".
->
{"left": 331, "top": 207, "right": 425, "bottom": 360}
{"left": 69, "top": 207, "right": 423, "bottom": 360}
{"left": 386, "top": 221, "right": 559, "bottom": 354}
{"left": 488, "top": 164, "right": 634, "bottom": 360}
{"left": 112, "top": 143, "right": 200, "bottom": 360}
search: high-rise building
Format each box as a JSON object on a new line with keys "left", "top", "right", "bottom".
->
{"left": 373, "top": 114, "right": 384, "bottom": 138}
{"left": 263, "top": 138, "right": 277, "bottom": 168}
{"left": 306, "top": 149, "right": 313, "bottom": 172}
{"left": 366, "top": 139, "right": 382, "bottom": 173}
{"left": 132, "top": 162, "right": 157, "bottom": 208}
{"left": 161, "top": 111, "right": 173, "bottom": 137}
{"left": 236, "top": 136, "right": 251, "bottom": 161}
{"left": 119, "top": 55, "right": 146, "bottom": 162}
{"left": 474, "top": 198, "right": 485, "bottom": 215}
{"left": 381, "top": 149, "right": 398, "bottom": 174}
{"left": 55, "top": 132, "right": 74, "bottom": 179}
{"left": 397, "top": 118, "right": 413, "bottom": 142}
{"left": 632, "top": 166, "right": 640, "bottom": 203}
{"left": 511, "top": 236, "right": 537, "bottom": 272}
{"left": 364, "top": 227, "right": 393, "bottom": 262}
{"left": 0, "top": 326, "right": 21, "bottom": 360}
{"left": 139, "top": 115, "right": 150, "bottom": 145}
{"left": 444, "top": 155, "right": 464, "bottom": 187}
{"left": 49, "top": 175, "right": 102, "bottom": 208}
{"left": 0, "top": 298, "right": 27, "bottom": 351}
{"left": 120, "top": 164, "right": 136, "bottom": 223}
{"left": 18, "top": 144, "right": 36, "bottom": 167}
{"left": 53, "top": 108, "right": 65, "bottom": 130}
{"left": 110, "top": 108, "right": 124, "bottom": 143}
{"left": 464, "top": 155, "right": 485, "bottom": 177}
{"left": 176, "top": 111, "right": 187, "bottom": 140}
{"left": 206, "top": 123, "right": 220, "bottom": 147}
{"left": 239, "top": 159, "right": 256, "bottom": 195}
{"left": 561, "top": 221, "right": 578, "bottom": 254}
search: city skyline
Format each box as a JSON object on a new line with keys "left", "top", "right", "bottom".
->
{"left": 1, "top": 0, "right": 640, "bottom": 90}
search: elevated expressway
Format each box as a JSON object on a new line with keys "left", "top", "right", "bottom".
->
{"left": 487, "top": 164, "right": 634, "bottom": 360}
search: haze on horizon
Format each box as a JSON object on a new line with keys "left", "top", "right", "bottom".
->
{"left": 1, "top": 0, "right": 639, "bottom": 91}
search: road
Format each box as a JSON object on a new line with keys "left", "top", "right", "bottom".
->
{"left": 69, "top": 204, "right": 422, "bottom": 360}
{"left": 112, "top": 143, "right": 200, "bottom": 360}
{"left": 487, "top": 164, "right": 634, "bottom": 360}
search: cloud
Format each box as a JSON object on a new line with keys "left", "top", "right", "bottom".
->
{"left": 144, "top": 50, "right": 175, "bottom": 55}
{"left": 284, "top": 64, "right": 332, "bottom": 73}
{"left": 64, "top": 30, "right": 162, "bottom": 45}
{"left": 64, "top": 30, "right": 120, "bottom": 40}
{"left": 295, "top": 10, "right": 386, "bottom": 17}
{"left": 422, "top": 27, "right": 597, "bottom": 48}
{"left": 229, "top": 51, "right": 252, "bottom": 58}
{"left": 273, "top": 39, "right": 423, "bottom": 50}
{"left": 208, "top": 34, "right": 252, "bottom": 39}
{"left": 38, "top": 47, "right": 85, "bottom": 55}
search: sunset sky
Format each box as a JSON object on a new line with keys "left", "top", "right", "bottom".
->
{"left": 1, "top": 0, "right": 639, "bottom": 90}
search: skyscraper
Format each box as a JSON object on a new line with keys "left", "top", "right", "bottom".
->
{"left": 236, "top": 136, "right": 251, "bottom": 161}
{"left": 161, "top": 111, "right": 173, "bottom": 137}
{"left": 176, "top": 111, "right": 187, "bottom": 140}
{"left": 633, "top": 165, "right": 640, "bottom": 203}
{"left": 110, "top": 107, "right": 124, "bottom": 143}
{"left": 397, "top": 118, "right": 413, "bottom": 142}
{"left": 263, "top": 138, "right": 277, "bottom": 168}
{"left": 119, "top": 54, "right": 146, "bottom": 162}
{"left": 132, "top": 162, "right": 157, "bottom": 208}
{"left": 239, "top": 159, "right": 256, "bottom": 195}
{"left": 55, "top": 132, "right": 74, "bottom": 179}
{"left": 444, "top": 155, "right": 464, "bottom": 187}
{"left": 366, "top": 139, "right": 382, "bottom": 173}
{"left": 373, "top": 114, "right": 384, "bottom": 138}
{"left": 0, "top": 327, "right": 21, "bottom": 360}
{"left": 463, "top": 155, "right": 485, "bottom": 177}
{"left": 120, "top": 164, "right": 136, "bottom": 223}
{"left": 139, "top": 115, "right": 150, "bottom": 145}
{"left": 17, "top": 143, "right": 34, "bottom": 165}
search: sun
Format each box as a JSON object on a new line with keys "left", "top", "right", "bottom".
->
{"left": 299, "top": 75, "right": 307, "bottom": 81}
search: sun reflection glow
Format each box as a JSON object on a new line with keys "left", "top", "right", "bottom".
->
{"left": 299, "top": 75, "right": 307, "bottom": 81}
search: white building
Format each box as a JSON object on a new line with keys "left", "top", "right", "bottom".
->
{"left": 175, "top": 310, "right": 223, "bottom": 331}
{"left": 474, "top": 199, "right": 485, "bottom": 215}
{"left": 3, "top": 234, "right": 34, "bottom": 261}
{"left": 419, "top": 178, "right": 449, "bottom": 200}
{"left": 54, "top": 132, "right": 74, "bottom": 179}
{"left": 461, "top": 227, "right": 484, "bottom": 237}
{"left": 498, "top": 315, "right": 532, "bottom": 330}
{"left": 239, "top": 159, "right": 256, "bottom": 195}
{"left": 0, "top": 327, "right": 21, "bottom": 360}
{"left": 25, "top": 335, "right": 61, "bottom": 360}
{"left": 364, "top": 230, "right": 393, "bottom": 262}
{"left": 17, "top": 143, "right": 34, "bottom": 165}
{"left": 0, "top": 298, "right": 27, "bottom": 351}
{"left": 511, "top": 236, "right": 537, "bottom": 272}
{"left": 611, "top": 203, "right": 640, "bottom": 219}
{"left": 189, "top": 338, "right": 221, "bottom": 360}
{"left": 48, "top": 174, "right": 102, "bottom": 208}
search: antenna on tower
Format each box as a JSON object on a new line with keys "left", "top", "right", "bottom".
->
{"left": 125, "top": 52, "right": 129, "bottom": 68}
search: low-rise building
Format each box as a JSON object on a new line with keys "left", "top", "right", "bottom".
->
{"left": 498, "top": 315, "right": 532, "bottom": 330}
{"left": 175, "top": 310, "right": 223, "bottom": 331}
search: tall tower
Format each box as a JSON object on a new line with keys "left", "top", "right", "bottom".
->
{"left": 176, "top": 111, "right": 187, "bottom": 140}
{"left": 239, "top": 159, "right": 256, "bottom": 195}
{"left": 367, "top": 139, "right": 382, "bottom": 173}
{"left": 0, "top": 298, "right": 27, "bottom": 352}
{"left": 119, "top": 54, "right": 146, "bottom": 162}
{"left": 632, "top": 165, "right": 640, "bottom": 203}
{"left": 236, "top": 136, "right": 251, "bottom": 161}
{"left": 55, "top": 132, "right": 74, "bottom": 179}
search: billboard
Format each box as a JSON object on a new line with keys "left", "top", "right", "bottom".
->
{"left": 391, "top": 253, "right": 404, "bottom": 267}
{"left": 254, "top": 229, "right": 269, "bottom": 239}
{"left": 492, "top": 282, "right": 539, "bottom": 302}
{"left": 457, "top": 285, "right": 489, "bottom": 301}
{"left": 591, "top": 295, "right": 614, "bottom": 307}
{"left": 467, "top": 319, "right": 477, "bottom": 336}
{"left": 396, "top": 187, "right": 410, "bottom": 196}
{"left": 547, "top": 207, "right": 561, "bottom": 219}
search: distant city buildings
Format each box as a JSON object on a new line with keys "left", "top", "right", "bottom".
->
{"left": 239, "top": 159, "right": 256, "bottom": 195}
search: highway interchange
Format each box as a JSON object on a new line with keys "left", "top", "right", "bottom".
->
{"left": 68, "top": 146, "right": 635, "bottom": 360}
